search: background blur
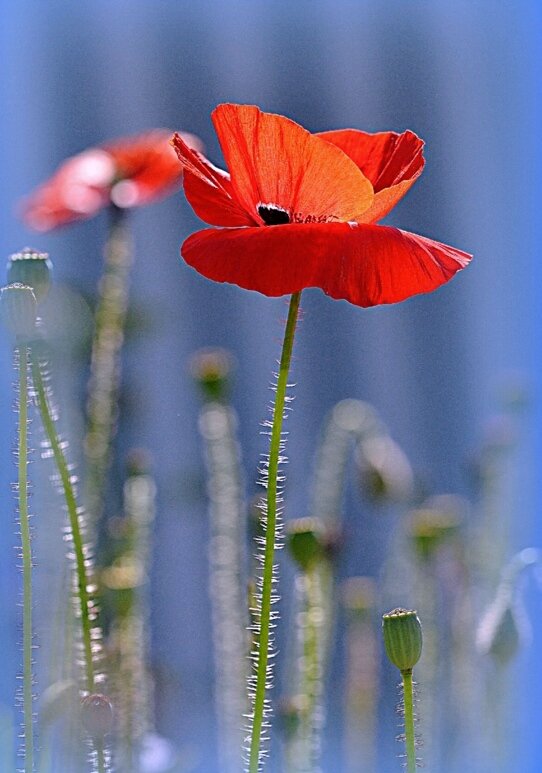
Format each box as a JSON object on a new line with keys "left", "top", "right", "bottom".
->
{"left": 0, "top": 1, "right": 541, "bottom": 771}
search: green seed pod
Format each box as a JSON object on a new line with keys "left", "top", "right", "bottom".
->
{"left": 7, "top": 248, "right": 52, "bottom": 302}
{"left": 0, "top": 283, "right": 37, "bottom": 341}
{"left": 81, "top": 693, "right": 114, "bottom": 738}
{"left": 190, "top": 347, "right": 233, "bottom": 402}
{"left": 286, "top": 517, "right": 326, "bottom": 571}
{"left": 382, "top": 608, "right": 423, "bottom": 672}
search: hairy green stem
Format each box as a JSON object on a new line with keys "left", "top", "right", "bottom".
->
{"left": 402, "top": 669, "right": 416, "bottom": 773}
{"left": 248, "top": 291, "right": 301, "bottom": 773}
{"left": 84, "top": 205, "right": 132, "bottom": 531}
{"left": 30, "top": 349, "right": 106, "bottom": 773}
{"left": 31, "top": 350, "right": 96, "bottom": 693}
{"left": 18, "top": 346, "right": 34, "bottom": 773}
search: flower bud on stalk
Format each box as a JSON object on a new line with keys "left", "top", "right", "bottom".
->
{"left": 382, "top": 608, "right": 423, "bottom": 773}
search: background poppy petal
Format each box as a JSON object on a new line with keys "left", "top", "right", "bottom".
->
{"left": 172, "top": 133, "right": 256, "bottom": 226}
{"left": 181, "top": 222, "right": 471, "bottom": 307}
{"left": 319, "top": 129, "right": 425, "bottom": 222}
{"left": 211, "top": 104, "right": 374, "bottom": 224}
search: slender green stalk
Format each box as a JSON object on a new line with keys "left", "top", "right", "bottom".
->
{"left": 18, "top": 345, "right": 34, "bottom": 772}
{"left": 296, "top": 567, "right": 322, "bottom": 772}
{"left": 31, "top": 350, "right": 96, "bottom": 692}
{"left": 402, "top": 669, "right": 416, "bottom": 773}
{"left": 84, "top": 205, "right": 132, "bottom": 531}
{"left": 30, "top": 348, "right": 106, "bottom": 773}
{"left": 248, "top": 291, "right": 302, "bottom": 773}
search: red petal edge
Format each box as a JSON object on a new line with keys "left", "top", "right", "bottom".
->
{"left": 181, "top": 222, "right": 471, "bottom": 307}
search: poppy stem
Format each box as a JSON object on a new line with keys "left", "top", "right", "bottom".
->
{"left": 30, "top": 346, "right": 107, "bottom": 773}
{"left": 248, "top": 291, "right": 302, "bottom": 773}
{"left": 402, "top": 669, "right": 417, "bottom": 773}
{"left": 84, "top": 204, "right": 132, "bottom": 533}
{"left": 17, "top": 345, "right": 34, "bottom": 773}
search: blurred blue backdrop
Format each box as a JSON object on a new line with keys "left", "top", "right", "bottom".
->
{"left": 0, "top": 1, "right": 540, "bottom": 771}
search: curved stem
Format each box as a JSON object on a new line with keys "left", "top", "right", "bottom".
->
{"left": 402, "top": 669, "right": 416, "bottom": 773}
{"left": 31, "top": 348, "right": 107, "bottom": 773}
{"left": 30, "top": 349, "right": 96, "bottom": 694}
{"left": 18, "top": 346, "right": 34, "bottom": 772}
{"left": 248, "top": 291, "right": 302, "bottom": 773}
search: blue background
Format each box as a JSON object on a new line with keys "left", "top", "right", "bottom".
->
{"left": 0, "top": 1, "right": 540, "bottom": 770}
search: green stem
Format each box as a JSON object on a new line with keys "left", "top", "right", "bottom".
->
{"left": 18, "top": 346, "right": 34, "bottom": 773}
{"left": 402, "top": 669, "right": 416, "bottom": 773}
{"left": 84, "top": 205, "right": 132, "bottom": 531}
{"left": 248, "top": 291, "right": 302, "bottom": 773}
{"left": 30, "top": 348, "right": 107, "bottom": 773}
{"left": 30, "top": 349, "right": 96, "bottom": 693}
{"left": 298, "top": 567, "right": 321, "bottom": 771}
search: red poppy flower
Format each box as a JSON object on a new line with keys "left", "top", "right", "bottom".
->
{"left": 22, "top": 130, "right": 204, "bottom": 232}
{"left": 172, "top": 104, "right": 471, "bottom": 307}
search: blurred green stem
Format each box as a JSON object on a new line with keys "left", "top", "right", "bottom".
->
{"left": 248, "top": 291, "right": 301, "bottom": 773}
{"left": 402, "top": 669, "right": 416, "bottom": 773}
{"left": 84, "top": 205, "right": 132, "bottom": 530}
{"left": 18, "top": 346, "right": 34, "bottom": 773}
{"left": 30, "top": 349, "right": 106, "bottom": 773}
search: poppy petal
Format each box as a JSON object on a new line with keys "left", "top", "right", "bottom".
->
{"left": 181, "top": 222, "right": 471, "bottom": 307}
{"left": 212, "top": 104, "right": 374, "bottom": 224}
{"left": 319, "top": 129, "right": 425, "bottom": 222}
{"left": 172, "top": 133, "right": 256, "bottom": 226}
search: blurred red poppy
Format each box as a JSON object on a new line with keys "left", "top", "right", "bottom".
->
{"left": 23, "top": 130, "right": 203, "bottom": 232}
{"left": 173, "top": 104, "right": 471, "bottom": 307}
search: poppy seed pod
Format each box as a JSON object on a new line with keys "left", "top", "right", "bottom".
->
{"left": 382, "top": 608, "right": 423, "bottom": 672}
{"left": 0, "top": 283, "right": 37, "bottom": 341}
{"left": 7, "top": 248, "right": 52, "bottom": 302}
{"left": 80, "top": 693, "right": 114, "bottom": 738}
{"left": 286, "top": 517, "right": 326, "bottom": 571}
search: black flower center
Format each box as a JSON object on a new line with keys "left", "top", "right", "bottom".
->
{"left": 258, "top": 204, "right": 290, "bottom": 225}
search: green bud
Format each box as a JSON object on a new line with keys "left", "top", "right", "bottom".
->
{"left": 382, "top": 608, "right": 423, "bottom": 672}
{"left": 190, "top": 348, "right": 233, "bottom": 402}
{"left": 476, "top": 592, "right": 523, "bottom": 665}
{"left": 0, "top": 283, "right": 37, "bottom": 341}
{"left": 286, "top": 517, "right": 326, "bottom": 571}
{"left": 7, "top": 248, "right": 52, "bottom": 302}
{"left": 357, "top": 435, "right": 413, "bottom": 505}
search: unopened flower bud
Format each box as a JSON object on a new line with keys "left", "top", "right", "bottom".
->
{"left": 382, "top": 608, "right": 423, "bottom": 672}
{"left": 286, "top": 517, "right": 326, "bottom": 571}
{"left": 357, "top": 435, "right": 413, "bottom": 505}
{"left": 0, "top": 283, "right": 37, "bottom": 341}
{"left": 190, "top": 348, "right": 233, "bottom": 402}
{"left": 7, "top": 248, "right": 52, "bottom": 302}
{"left": 81, "top": 693, "right": 114, "bottom": 738}
{"left": 476, "top": 592, "right": 524, "bottom": 665}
